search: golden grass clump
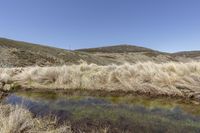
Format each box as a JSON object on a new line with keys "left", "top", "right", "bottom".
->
{"left": 0, "top": 104, "right": 71, "bottom": 133}
{"left": 1, "top": 61, "right": 200, "bottom": 98}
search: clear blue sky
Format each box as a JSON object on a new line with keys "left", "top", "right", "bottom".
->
{"left": 0, "top": 0, "right": 200, "bottom": 52}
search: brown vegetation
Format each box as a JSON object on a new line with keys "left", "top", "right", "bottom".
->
{"left": 1, "top": 62, "right": 200, "bottom": 100}
{"left": 2, "top": 38, "right": 200, "bottom": 67}
{"left": 0, "top": 104, "right": 71, "bottom": 133}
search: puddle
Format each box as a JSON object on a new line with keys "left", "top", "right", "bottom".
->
{"left": 3, "top": 91, "right": 200, "bottom": 132}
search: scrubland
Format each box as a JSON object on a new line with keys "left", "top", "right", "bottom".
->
{"left": 1, "top": 61, "right": 200, "bottom": 99}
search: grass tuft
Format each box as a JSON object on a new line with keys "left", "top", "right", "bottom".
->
{"left": 1, "top": 62, "right": 200, "bottom": 98}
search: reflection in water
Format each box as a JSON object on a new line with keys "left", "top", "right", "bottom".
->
{"left": 3, "top": 91, "right": 200, "bottom": 132}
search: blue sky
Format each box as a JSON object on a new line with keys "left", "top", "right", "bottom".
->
{"left": 0, "top": 0, "right": 200, "bottom": 52}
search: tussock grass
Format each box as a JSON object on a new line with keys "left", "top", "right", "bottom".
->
{"left": 1, "top": 62, "right": 200, "bottom": 98}
{"left": 0, "top": 104, "right": 111, "bottom": 133}
{"left": 0, "top": 104, "right": 71, "bottom": 133}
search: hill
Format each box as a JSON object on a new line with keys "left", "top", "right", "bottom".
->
{"left": 1, "top": 38, "right": 200, "bottom": 67}
{"left": 0, "top": 38, "right": 107, "bottom": 67}
{"left": 171, "top": 51, "right": 200, "bottom": 62}
{"left": 76, "top": 44, "right": 158, "bottom": 53}
{"left": 173, "top": 51, "right": 200, "bottom": 58}
{"left": 76, "top": 44, "right": 177, "bottom": 64}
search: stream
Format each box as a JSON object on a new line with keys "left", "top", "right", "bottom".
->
{"left": 3, "top": 91, "right": 200, "bottom": 132}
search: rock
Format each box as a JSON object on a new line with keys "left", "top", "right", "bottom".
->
{"left": 3, "top": 84, "right": 11, "bottom": 91}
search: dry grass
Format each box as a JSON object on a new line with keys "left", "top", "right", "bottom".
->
{"left": 0, "top": 104, "right": 111, "bottom": 133}
{"left": 0, "top": 104, "right": 72, "bottom": 133}
{"left": 1, "top": 62, "right": 200, "bottom": 98}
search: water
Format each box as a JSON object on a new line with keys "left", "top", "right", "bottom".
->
{"left": 3, "top": 91, "right": 200, "bottom": 132}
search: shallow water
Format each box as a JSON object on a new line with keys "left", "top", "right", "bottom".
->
{"left": 3, "top": 91, "right": 200, "bottom": 132}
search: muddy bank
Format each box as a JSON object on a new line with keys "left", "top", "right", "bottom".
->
{"left": 1, "top": 82, "right": 200, "bottom": 106}
{"left": 1, "top": 80, "right": 200, "bottom": 103}
{"left": 1, "top": 78, "right": 200, "bottom": 103}
{"left": 10, "top": 85, "right": 200, "bottom": 104}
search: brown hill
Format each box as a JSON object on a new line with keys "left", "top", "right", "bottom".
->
{"left": 1, "top": 38, "right": 199, "bottom": 67}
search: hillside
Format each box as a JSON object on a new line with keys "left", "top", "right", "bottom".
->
{"left": 0, "top": 38, "right": 107, "bottom": 67}
{"left": 76, "top": 44, "right": 177, "bottom": 64}
{"left": 76, "top": 44, "right": 158, "bottom": 53}
{"left": 0, "top": 38, "right": 200, "bottom": 67}
{"left": 171, "top": 51, "right": 200, "bottom": 62}
{"left": 173, "top": 51, "right": 200, "bottom": 58}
